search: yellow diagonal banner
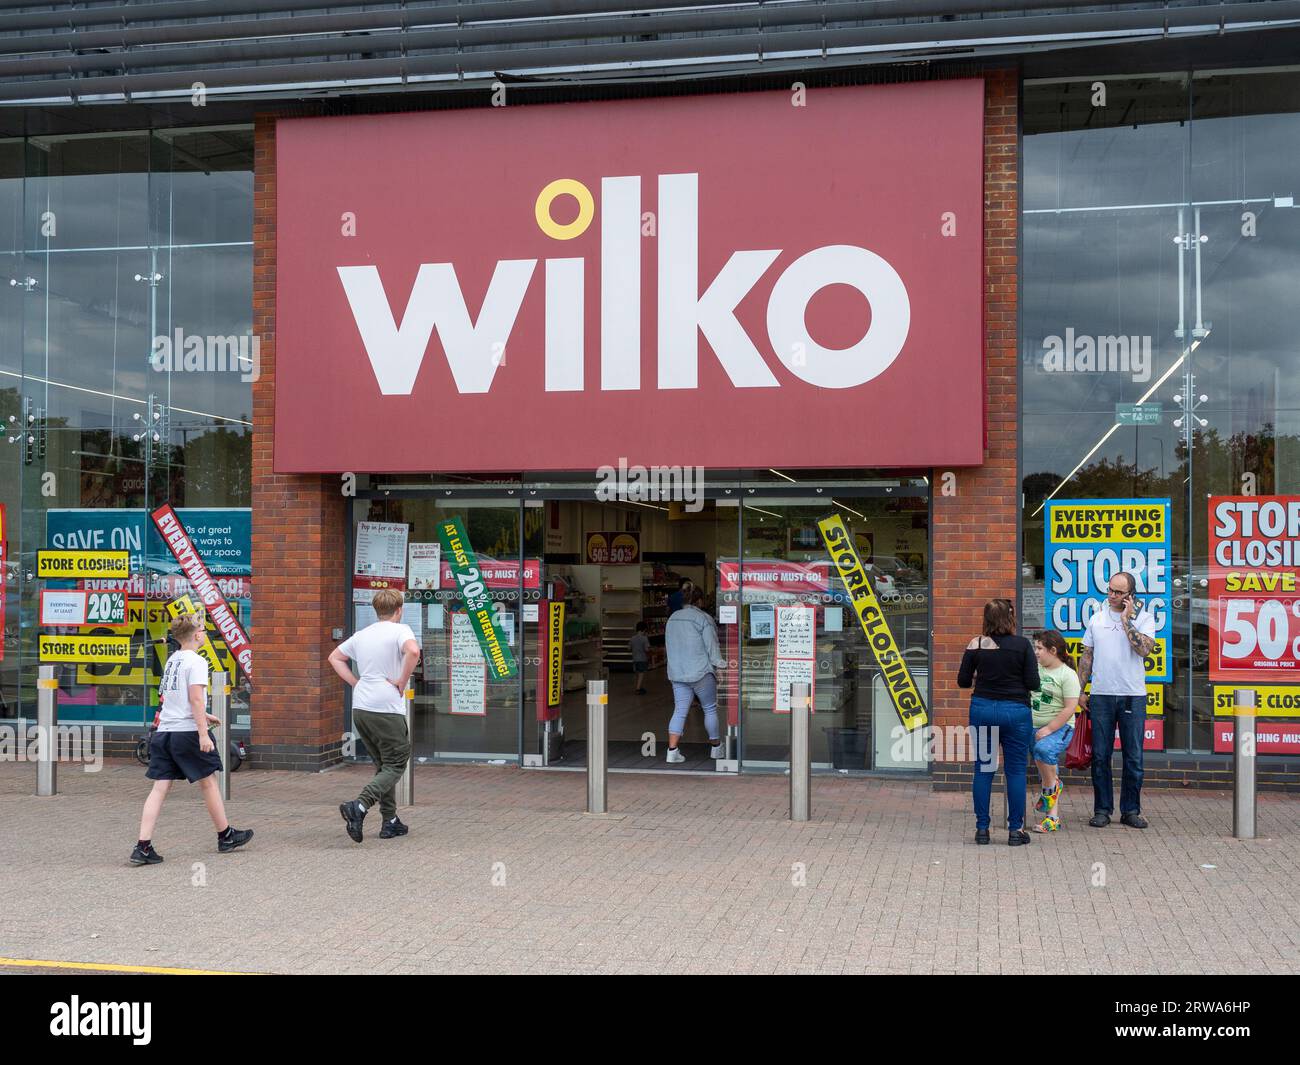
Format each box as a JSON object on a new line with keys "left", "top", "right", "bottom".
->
{"left": 818, "top": 514, "right": 928, "bottom": 733}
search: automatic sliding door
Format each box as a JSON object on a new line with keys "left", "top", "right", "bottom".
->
{"left": 349, "top": 496, "right": 523, "bottom": 763}
{"left": 738, "top": 495, "right": 929, "bottom": 771}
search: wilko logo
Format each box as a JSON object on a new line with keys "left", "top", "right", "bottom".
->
{"left": 339, "top": 173, "right": 911, "bottom": 397}
{"left": 276, "top": 81, "right": 985, "bottom": 472}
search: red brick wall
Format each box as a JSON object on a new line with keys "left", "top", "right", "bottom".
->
{"left": 251, "top": 115, "right": 349, "bottom": 769}
{"left": 929, "top": 69, "right": 1020, "bottom": 752}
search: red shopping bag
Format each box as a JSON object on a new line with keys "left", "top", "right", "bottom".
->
{"left": 1063, "top": 711, "right": 1091, "bottom": 770}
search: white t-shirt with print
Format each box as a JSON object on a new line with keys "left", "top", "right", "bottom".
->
{"left": 1082, "top": 606, "right": 1156, "bottom": 696}
{"left": 158, "top": 649, "right": 209, "bottom": 732}
{"left": 338, "top": 620, "right": 417, "bottom": 715}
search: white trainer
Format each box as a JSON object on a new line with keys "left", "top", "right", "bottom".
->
{"left": 666, "top": 747, "right": 686, "bottom": 764}
{"left": 709, "top": 743, "right": 726, "bottom": 759}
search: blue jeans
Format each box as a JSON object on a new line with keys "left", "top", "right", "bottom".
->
{"left": 1088, "top": 694, "right": 1145, "bottom": 816}
{"left": 669, "top": 674, "right": 720, "bottom": 741}
{"left": 969, "top": 697, "right": 1033, "bottom": 831}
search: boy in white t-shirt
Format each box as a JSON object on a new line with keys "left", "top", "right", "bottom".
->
{"left": 130, "top": 613, "right": 253, "bottom": 865}
{"left": 329, "top": 588, "right": 421, "bottom": 843}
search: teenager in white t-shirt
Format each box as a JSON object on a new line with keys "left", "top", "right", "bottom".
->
{"left": 329, "top": 588, "right": 421, "bottom": 843}
{"left": 131, "top": 613, "right": 253, "bottom": 865}
{"left": 1078, "top": 571, "right": 1158, "bottom": 830}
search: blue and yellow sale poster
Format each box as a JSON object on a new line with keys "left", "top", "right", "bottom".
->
{"left": 1044, "top": 498, "right": 1172, "bottom": 683}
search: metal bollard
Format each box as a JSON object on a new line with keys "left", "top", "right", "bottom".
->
{"left": 398, "top": 686, "right": 415, "bottom": 807}
{"left": 36, "top": 665, "right": 57, "bottom": 797}
{"left": 211, "top": 671, "right": 230, "bottom": 801}
{"left": 1233, "top": 687, "right": 1257, "bottom": 840}
{"left": 586, "top": 679, "right": 608, "bottom": 814}
{"left": 790, "top": 682, "right": 811, "bottom": 822}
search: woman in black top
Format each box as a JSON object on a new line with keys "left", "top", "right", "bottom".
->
{"left": 957, "top": 598, "right": 1040, "bottom": 846}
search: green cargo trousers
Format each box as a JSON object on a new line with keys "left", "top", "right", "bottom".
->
{"left": 352, "top": 707, "right": 411, "bottom": 822}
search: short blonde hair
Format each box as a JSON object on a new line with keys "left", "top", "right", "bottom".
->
{"left": 169, "top": 612, "right": 205, "bottom": 642}
{"left": 371, "top": 589, "right": 404, "bottom": 617}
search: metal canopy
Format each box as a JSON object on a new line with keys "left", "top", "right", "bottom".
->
{"left": 2, "top": 1, "right": 1299, "bottom": 105}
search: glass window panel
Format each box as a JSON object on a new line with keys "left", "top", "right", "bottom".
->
{"left": 739, "top": 494, "right": 929, "bottom": 771}
{"left": 1188, "top": 72, "right": 1300, "bottom": 754}
{"left": 1023, "top": 76, "right": 1192, "bottom": 752}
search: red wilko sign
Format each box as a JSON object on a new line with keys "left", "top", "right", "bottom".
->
{"left": 151, "top": 504, "right": 253, "bottom": 680}
{"left": 276, "top": 81, "right": 985, "bottom": 473}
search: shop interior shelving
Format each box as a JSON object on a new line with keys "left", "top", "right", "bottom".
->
{"left": 599, "top": 564, "right": 642, "bottom": 670}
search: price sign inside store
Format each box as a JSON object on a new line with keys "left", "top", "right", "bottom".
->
{"left": 1210, "top": 496, "right": 1300, "bottom": 683}
{"left": 40, "top": 589, "right": 130, "bottom": 628}
{"left": 584, "top": 531, "right": 640, "bottom": 565}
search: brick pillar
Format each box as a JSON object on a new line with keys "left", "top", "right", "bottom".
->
{"left": 251, "top": 114, "right": 349, "bottom": 770}
{"left": 930, "top": 69, "right": 1020, "bottom": 784}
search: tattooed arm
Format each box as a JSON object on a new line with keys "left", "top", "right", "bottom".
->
{"left": 1124, "top": 615, "right": 1155, "bottom": 659}
{"left": 1077, "top": 646, "right": 1093, "bottom": 709}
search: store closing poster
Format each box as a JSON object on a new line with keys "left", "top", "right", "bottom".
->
{"left": 1044, "top": 499, "right": 1171, "bottom": 683}
{"left": 1208, "top": 496, "right": 1300, "bottom": 751}
{"left": 1209, "top": 496, "right": 1300, "bottom": 682}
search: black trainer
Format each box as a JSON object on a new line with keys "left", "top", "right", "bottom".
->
{"left": 1007, "top": 829, "right": 1032, "bottom": 846}
{"left": 1120, "top": 813, "right": 1149, "bottom": 829}
{"left": 218, "top": 827, "right": 254, "bottom": 853}
{"left": 974, "top": 829, "right": 990, "bottom": 845}
{"left": 1089, "top": 812, "right": 1112, "bottom": 828}
{"left": 339, "top": 800, "right": 366, "bottom": 843}
{"left": 129, "top": 844, "right": 163, "bottom": 866}
{"left": 379, "top": 817, "right": 409, "bottom": 839}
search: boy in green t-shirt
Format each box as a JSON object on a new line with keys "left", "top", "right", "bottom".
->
{"left": 1030, "top": 630, "right": 1082, "bottom": 832}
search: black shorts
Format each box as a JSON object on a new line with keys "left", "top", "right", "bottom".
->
{"left": 146, "top": 729, "right": 224, "bottom": 783}
{"left": 633, "top": 661, "right": 648, "bottom": 673}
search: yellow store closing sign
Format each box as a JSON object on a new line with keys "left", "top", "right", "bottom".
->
{"left": 76, "top": 599, "right": 238, "bottom": 688}
{"left": 818, "top": 514, "right": 928, "bottom": 733}
{"left": 547, "top": 601, "right": 565, "bottom": 707}
{"left": 1145, "top": 685, "right": 1164, "bottom": 715}
{"left": 1213, "top": 685, "right": 1300, "bottom": 718}
{"left": 36, "top": 550, "right": 129, "bottom": 579}
{"left": 39, "top": 634, "right": 131, "bottom": 664}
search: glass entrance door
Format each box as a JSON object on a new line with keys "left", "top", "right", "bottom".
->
{"left": 737, "top": 495, "right": 929, "bottom": 771}
{"left": 349, "top": 495, "right": 523, "bottom": 762}
{"left": 348, "top": 479, "right": 930, "bottom": 771}
{"left": 524, "top": 494, "right": 740, "bottom": 770}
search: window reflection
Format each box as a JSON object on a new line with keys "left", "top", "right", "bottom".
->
{"left": 1, "top": 126, "right": 253, "bottom": 727}
{"left": 1023, "top": 71, "right": 1300, "bottom": 756}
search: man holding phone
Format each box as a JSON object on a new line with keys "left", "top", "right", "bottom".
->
{"left": 1078, "top": 571, "right": 1157, "bottom": 829}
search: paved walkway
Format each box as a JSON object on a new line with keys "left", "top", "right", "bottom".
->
{"left": 2, "top": 762, "right": 1297, "bottom": 974}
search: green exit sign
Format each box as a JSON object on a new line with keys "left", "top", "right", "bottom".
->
{"left": 1117, "top": 403, "right": 1162, "bottom": 426}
